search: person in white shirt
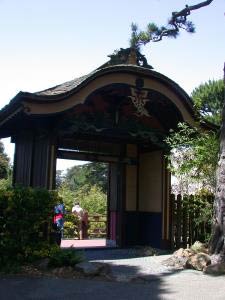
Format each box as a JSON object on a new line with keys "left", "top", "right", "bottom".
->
{"left": 72, "top": 202, "right": 84, "bottom": 216}
{"left": 72, "top": 202, "right": 84, "bottom": 239}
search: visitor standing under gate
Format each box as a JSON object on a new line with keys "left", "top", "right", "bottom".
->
{"left": 72, "top": 202, "right": 87, "bottom": 239}
{"left": 53, "top": 202, "right": 65, "bottom": 245}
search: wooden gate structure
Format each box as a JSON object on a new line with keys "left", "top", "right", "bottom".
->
{"left": 0, "top": 48, "right": 199, "bottom": 249}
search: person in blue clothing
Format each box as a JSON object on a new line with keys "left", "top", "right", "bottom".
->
{"left": 53, "top": 203, "right": 65, "bottom": 245}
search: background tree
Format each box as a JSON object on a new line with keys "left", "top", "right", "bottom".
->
{"left": 166, "top": 122, "right": 219, "bottom": 194}
{"left": 192, "top": 79, "right": 224, "bottom": 125}
{"left": 58, "top": 182, "right": 76, "bottom": 211}
{"left": 57, "top": 162, "right": 108, "bottom": 215}
{"left": 55, "top": 170, "right": 64, "bottom": 188}
{"left": 0, "top": 140, "right": 10, "bottom": 180}
{"left": 75, "top": 185, "right": 107, "bottom": 215}
{"left": 167, "top": 79, "right": 223, "bottom": 194}
{"left": 63, "top": 162, "right": 108, "bottom": 193}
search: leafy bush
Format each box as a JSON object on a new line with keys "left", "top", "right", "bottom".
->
{"left": 0, "top": 140, "right": 10, "bottom": 180}
{"left": 0, "top": 186, "right": 60, "bottom": 268}
{"left": 77, "top": 184, "right": 107, "bottom": 215}
{"left": 48, "top": 247, "right": 83, "bottom": 268}
{"left": 58, "top": 183, "right": 76, "bottom": 211}
{"left": 63, "top": 213, "right": 80, "bottom": 238}
{"left": 0, "top": 178, "right": 12, "bottom": 190}
{"left": 166, "top": 122, "right": 219, "bottom": 193}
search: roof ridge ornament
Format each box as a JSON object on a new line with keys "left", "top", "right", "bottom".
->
{"left": 99, "top": 47, "right": 153, "bottom": 69}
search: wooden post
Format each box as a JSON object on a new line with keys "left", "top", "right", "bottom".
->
{"left": 169, "top": 193, "right": 176, "bottom": 249}
{"left": 175, "top": 194, "right": 182, "bottom": 248}
{"left": 182, "top": 195, "right": 188, "bottom": 248}
{"left": 188, "top": 194, "right": 195, "bottom": 246}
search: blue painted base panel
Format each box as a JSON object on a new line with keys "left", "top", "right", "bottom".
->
{"left": 124, "top": 211, "right": 163, "bottom": 249}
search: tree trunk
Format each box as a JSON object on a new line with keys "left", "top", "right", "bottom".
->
{"left": 209, "top": 63, "right": 225, "bottom": 257}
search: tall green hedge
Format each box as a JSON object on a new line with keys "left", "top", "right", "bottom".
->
{"left": 0, "top": 186, "right": 60, "bottom": 266}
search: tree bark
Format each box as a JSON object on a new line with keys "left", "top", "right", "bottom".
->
{"left": 172, "top": 0, "right": 214, "bottom": 19}
{"left": 209, "top": 63, "right": 225, "bottom": 257}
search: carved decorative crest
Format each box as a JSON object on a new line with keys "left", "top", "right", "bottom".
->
{"left": 128, "top": 87, "right": 150, "bottom": 117}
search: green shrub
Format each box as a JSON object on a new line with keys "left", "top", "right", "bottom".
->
{"left": 77, "top": 185, "right": 107, "bottom": 215}
{"left": 63, "top": 213, "right": 80, "bottom": 238}
{"left": 0, "top": 186, "right": 60, "bottom": 268}
{"left": 48, "top": 247, "right": 83, "bottom": 268}
{"left": 24, "top": 242, "right": 60, "bottom": 263}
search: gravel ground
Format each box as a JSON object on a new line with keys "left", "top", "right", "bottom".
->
{"left": 83, "top": 247, "right": 170, "bottom": 260}
{"left": 83, "top": 248, "right": 174, "bottom": 280}
{"left": 1, "top": 270, "right": 225, "bottom": 300}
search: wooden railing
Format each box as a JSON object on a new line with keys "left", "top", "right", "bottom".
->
{"left": 63, "top": 213, "right": 107, "bottom": 239}
{"left": 88, "top": 214, "right": 107, "bottom": 238}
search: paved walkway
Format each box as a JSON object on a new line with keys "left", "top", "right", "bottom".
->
{"left": 61, "top": 238, "right": 107, "bottom": 248}
{"left": 1, "top": 249, "right": 225, "bottom": 299}
{"left": 1, "top": 270, "right": 225, "bottom": 300}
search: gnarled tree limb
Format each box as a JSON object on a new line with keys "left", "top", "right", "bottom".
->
{"left": 155, "top": 0, "right": 214, "bottom": 42}
{"left": 130, "top": 0, "right": 214, "bottom": 48}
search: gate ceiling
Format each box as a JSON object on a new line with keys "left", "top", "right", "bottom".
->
{"left": 56, "top": 83, "right": 183, "bottom": 149}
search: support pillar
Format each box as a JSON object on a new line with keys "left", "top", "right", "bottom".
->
{"left": 13, "top": 132, "right": 34, "bottom": 186}
{"left": 12, "top": 131, "right": 56, "bottom": 189}
{"left": 31, "top": 133, "right": 56, "bottom": 189}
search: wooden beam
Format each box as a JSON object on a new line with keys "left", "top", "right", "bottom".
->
{"left": 57, "top": 138, "right": 121, "bottom": 155}
{"left": 57, "top": 149, "right": 137, "bottom": 165}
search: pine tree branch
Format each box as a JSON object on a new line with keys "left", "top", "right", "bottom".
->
{"left": 130, "top": 0, "right": 214, "bottom": 48}
{"left": 154, "top": 0, "right": 214, "bottom": 42}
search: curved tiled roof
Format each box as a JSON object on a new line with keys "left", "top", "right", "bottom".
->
{"left": 0, "top": 63, "right": 195, "bottom": 122}
{"left": 35, "top": 73, "right": 93, "bottom": 96}
{"left": 0, "top": 48, "right": 217, "bottom": 137}
{"left": 27, "top": 64, "right": 192, "bottom": 106}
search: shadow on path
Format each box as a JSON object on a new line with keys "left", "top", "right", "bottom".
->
{"left": 1, "top": 249, "right": 225, "bottom": 300}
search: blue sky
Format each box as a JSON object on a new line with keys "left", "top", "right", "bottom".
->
{"left": 0, "top": 0, "right": 224, "bottom": 170}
